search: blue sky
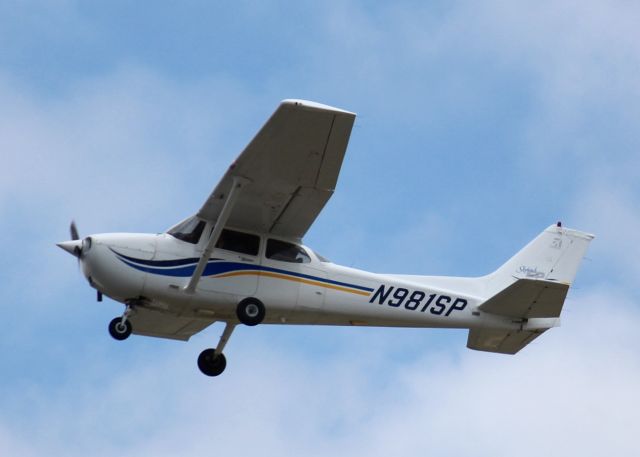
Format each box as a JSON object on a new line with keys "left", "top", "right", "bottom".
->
{"left": 2, "top": 1, "right": 639, "bottom": 455}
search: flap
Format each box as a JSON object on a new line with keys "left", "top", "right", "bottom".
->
{"left": 129, "top": 307, "right": 216, "bottom": 341}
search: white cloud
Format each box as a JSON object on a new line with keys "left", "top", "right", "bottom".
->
{"left": 0, "top": 68, "right": 253, "bottom": 230}
{"left": 572, "top": 181, "right": 640, "bottom": 288}
{"left": 2, "top": 2, "right": 639, "bottom": 456}
{"left": 0, "top": 67, "right": 268, "bottom": 303}
{"left": 1, "top": 289, "right": 638, "bottom": 457}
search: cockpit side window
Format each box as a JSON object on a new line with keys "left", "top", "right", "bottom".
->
{"left": 266, "top": 239, "right": 311, "bottom": 263}
{"left": 167, "top": 217, "right": 206, "bottom": 244}
{"left": 215, "top": 229, "right": 260, "bottom": 256}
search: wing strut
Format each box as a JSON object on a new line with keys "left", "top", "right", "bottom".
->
{"left": 184, "top": 176, "right": 249, "bottom": 293}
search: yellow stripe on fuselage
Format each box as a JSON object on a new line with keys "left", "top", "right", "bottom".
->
{"left": 214, "top": 271, "right": 371, "bottom": 297}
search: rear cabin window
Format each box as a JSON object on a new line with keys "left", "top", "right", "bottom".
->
{"left": 216, "top": 229, "right": 260, "bottom": 256}
{"left": 266, "top": 239, "right": 311, "bottom": 263}
{"left": 167, "top": 217, "right": 206, "bottom": 244}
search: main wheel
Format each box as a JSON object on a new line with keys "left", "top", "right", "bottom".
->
{"left": 236, "top": 297, "right": 265, "bottom": 326}
{"left": 108, "top": 317, "right": 132, "bottom": 341}
{"left": 197, "top": 349, "right": 227, "bottom": 376}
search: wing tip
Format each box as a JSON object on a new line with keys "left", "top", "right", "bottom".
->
{"left": 281, "top": 99, "right": 356, "bottom": 116}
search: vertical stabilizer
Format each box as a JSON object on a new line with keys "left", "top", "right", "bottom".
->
{"left": 484, "top": 224, "right": 594, "bottom": 298}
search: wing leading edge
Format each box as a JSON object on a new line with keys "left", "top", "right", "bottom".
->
{"left": 197, "top": 99, "right": 356, "bottom": 240}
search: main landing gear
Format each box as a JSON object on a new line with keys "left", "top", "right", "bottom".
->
{"left": 236, "top": 297, "right": 265, "bottom": 326}
{"left": 197, "top": 297, "right": 266, "bottom": 377}
{"left": 198, "top": 322, "right": 235, "bottom": 377}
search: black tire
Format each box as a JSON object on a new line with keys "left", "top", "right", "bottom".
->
{"left": 197, "top": 349, "right": 227, "bottom": 376}
{"left": 108, "top": 317, "right": 132, "bottom": 341}
{"left": 236, "top": 297, "right": 265, "bottom": 326}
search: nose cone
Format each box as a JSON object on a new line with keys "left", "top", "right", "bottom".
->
{"left": 57, "top": 240, "right": 82, "bottom": 257}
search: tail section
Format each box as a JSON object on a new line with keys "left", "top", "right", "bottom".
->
{"left": 468, "top": 223, "right": 594, "bottom": 355}
{"left": 484, "top": 223, "right": 594, "bottom": 298}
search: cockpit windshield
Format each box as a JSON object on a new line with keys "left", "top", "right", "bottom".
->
{"left": 167, "top": 216, "right": 206, "bottom": 244}
{"left": 313, "top": 250, "right": 331, "bottom": 263}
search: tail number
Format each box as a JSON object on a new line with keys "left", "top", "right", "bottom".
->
{"left": 369, "top": 285, "right": 467, "bottom": 316}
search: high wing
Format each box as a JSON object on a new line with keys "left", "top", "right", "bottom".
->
{"left": 197, "top": 99, "right": 356, "bottom": 240}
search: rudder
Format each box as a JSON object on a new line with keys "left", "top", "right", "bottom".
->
{"left": 484, "top": 223, "right": 594, "bottom": 298}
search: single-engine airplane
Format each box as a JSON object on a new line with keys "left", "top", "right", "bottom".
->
{"left": 58, "top": 100, "right": 594, "bottom": 377}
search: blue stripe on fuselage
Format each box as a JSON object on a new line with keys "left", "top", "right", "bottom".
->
{"left": 110, "top": 249, "right": 200, "bottom": 267}
{"left": 112, "top": 250, "right": 374, "bottom": 293}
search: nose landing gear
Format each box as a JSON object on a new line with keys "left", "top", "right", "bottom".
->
{"left": 108, "top": 317, "right": 132, "bottom": 340}
{"left": 108, "top": 304, "right": 133, "bottom": 340}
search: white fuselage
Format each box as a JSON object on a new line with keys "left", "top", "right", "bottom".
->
{"left": 55, "top": 100, "right": 593, "bottom": 371}
{"left": 79, "top": 227, "right": 518, "bottom": 333}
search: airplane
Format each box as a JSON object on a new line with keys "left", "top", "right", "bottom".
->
{"left": 57, "top": 99, "right": 594, "bottom": 377}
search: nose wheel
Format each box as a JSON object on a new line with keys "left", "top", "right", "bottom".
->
{"left": 108, "top": 304, "right": 133, "bottom": 340}
{"left": 108, "top": 317, "right": 132, "bottom": 340}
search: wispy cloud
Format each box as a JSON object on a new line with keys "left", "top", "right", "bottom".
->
{"left": 1, "top": 1, "right": 639, "bottom": 456}
{"left": 2, "top": 293, "right": 638, "bottom": 457}
{"left": 0, "top": 67, "right": 268, "bottom": 305}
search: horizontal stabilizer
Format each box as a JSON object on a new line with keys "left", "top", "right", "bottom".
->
{"left": 479, "top": 278, "right": 569, "bottom": 318}
{"left": 129, "top": 307, "right": 216, "bottom": 341}
{"left": 467, "top": 327, "right": 548, "bottom": 354}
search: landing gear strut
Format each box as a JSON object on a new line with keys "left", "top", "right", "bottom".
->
{"left": 198, "top": 322, "right": 236, "bottom": 377}
{"left": 108, "top": 305, "right": 133, "bottom": 340}
{"left": 198, "top": 297, "right": 266, "bottom": 376}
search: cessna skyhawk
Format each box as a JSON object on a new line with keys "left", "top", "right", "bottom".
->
{"left": 57, "top": 100, "right": 594, "bottom": 376}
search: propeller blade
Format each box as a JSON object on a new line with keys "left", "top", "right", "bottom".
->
{"left": 57, "top": 240, "right": 83, "bottom": 258}
{"left": 70, "top": 221, "right": 80, "bottom": 241}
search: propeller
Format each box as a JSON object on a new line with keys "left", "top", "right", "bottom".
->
{"left": 70, "top": 221, "right": 82, "bottom": 257}
{"left": 57, "top": 221, "right": 98, "bottom": 301}
{"left": 57, "top": 221, "right": 84, "bottom": 259}
{"left": 70, "top": 220, "right": 80, "bottom": 241}
{"left": 69, "top": 220, "right": 82, "bottom": 262}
